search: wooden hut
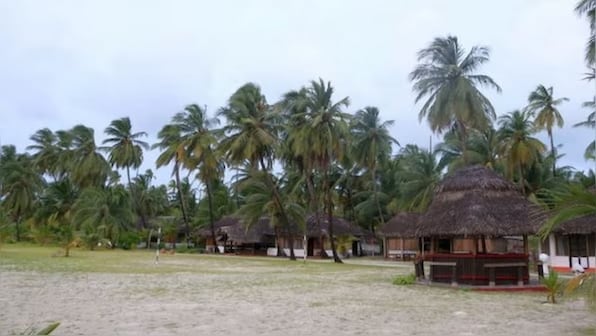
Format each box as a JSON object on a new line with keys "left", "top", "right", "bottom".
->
{"left": 198, "top": 216, "right": 276, "bottom": 254}
{"left": 378, "top": 212, "right": 420, "bottom": 260}
{"left": 416, "top": 165, "right": 542, "bottom": 287}
{"left": 539, "top": 214, "right": 596, "bottom": 272}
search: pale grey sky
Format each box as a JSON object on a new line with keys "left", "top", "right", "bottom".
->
{"left": 1, "top": 0, "right": 594, "bottom": 185}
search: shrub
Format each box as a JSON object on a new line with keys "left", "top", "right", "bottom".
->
{"left": 118, "top": 231, "right": 140, "bottom": 250}
{"left": 392, "top": 273, "right": 416, "bottom": 286}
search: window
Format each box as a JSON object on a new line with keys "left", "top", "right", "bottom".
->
{"left": 555, "top": 235, "right": 569, "bottom": 256}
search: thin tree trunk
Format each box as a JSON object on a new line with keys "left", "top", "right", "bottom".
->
{"left": 372, "top": 165, "right": 384, "bottom": 235}
{"left": 14, "top": 212, "right": 20, "bottom": 242}
{"left": 127, "top": 166, "right": 146, "bottom": 229}
{"left": 174, "top": 161, "right": 191, "bottom": 244}
{"left": 518, "top": 164, "right": 525, "bottom": 195}
{"left": 458, "top": 121, "right": 469, "bottom": 165}
{"left": 305, "top": 171, "right": 324, "bottom": 255}
{"left": 325, "top": 169, "right": 342, "bottom": 263}
{"left": 549, "top": 130, "right": 556, "bottom": 176}
{"left": 206, "top": 180, "right": 219, "bottom": 254}
{"left": 259, "top": 158, "right": 296, "bottom": 260}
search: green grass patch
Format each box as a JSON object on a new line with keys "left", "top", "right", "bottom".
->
{"left": 392, "top": 273, "right": 416, "bottom": 285}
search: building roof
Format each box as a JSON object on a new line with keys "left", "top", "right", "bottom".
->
{"left": 416, "top": 165, "right": 544, "bottom": 237}
{"left": 377, "top": 212, "right": 420, "bottom": 238}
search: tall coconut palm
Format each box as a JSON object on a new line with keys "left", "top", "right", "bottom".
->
{"left": 27, "top": 128, "right": 59, "bottom": 178}
{"left": 174, "top": 104, "right": 222, "bottom": 250}
{"left": 350, "top": 106, "right": 398, "bottom": 232}
{"left": 284, "top": 79, "right": 351, "bottom": 263}
{"left": 409, "top": 35, "right": 501, "bottom": 164}
{"left": 102, "top": 117, "right": 149, "bottom": 186}
{"left": 525, "top": 85, "right": 568, "bottom": 173}
{"left": 497, "top": 110, "right": 547, "bottom": 194}
{"left": 69, "top": 125, "right": 110, "bottom": 188}
{"left": 575, "top": 0, "right": 595, "bottom": 68}
{"left": 218, "top": 83, "right": 297, "bottom": 259}
{"left": 574, "top": 100, "right": 596, "bottom": 160}
{"left": 154, "top": 124, "right": 191, "bottom": 237}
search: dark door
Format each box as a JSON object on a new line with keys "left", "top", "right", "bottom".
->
{"left": 352, "top": 241, "right": 359, "bottom": 257}
{"left": 307, "top": 238, "right": 315, "bottom": 256}
{"left": 568, "top": 234, "right": 589, "bottom": 268}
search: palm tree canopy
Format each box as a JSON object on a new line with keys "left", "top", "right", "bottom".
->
{"left": 526, "top": 85, "right": 568, "bottom": 133}
{"left": 102, "top": 117, "right": 149, "bottom": 170}
{"left": 351, "top": 106, "right": 398, "bottom": 169}
{"left": 498, "top": 110, "right": 546, "bottom": 174}
{"left": 409, "top": 35, "right": 501, "bottom": 134}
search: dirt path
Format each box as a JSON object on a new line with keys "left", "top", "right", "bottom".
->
{"left": 1, "top": 254, "right": 594, "bottom": 335}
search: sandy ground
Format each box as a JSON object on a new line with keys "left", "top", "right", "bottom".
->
{"left": 1, "top": 252, "right": 594, "bottom": 336}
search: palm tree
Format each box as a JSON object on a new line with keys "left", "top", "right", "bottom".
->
{"left": 574, "top": 100, "right": 596, "bottom": 160}
{"left": 0, "top": 147, "right": 44, "bottom": 241}
{"left": 575, "top": 0, "right": 595, "bottom": 68}
{"left": 34, "top": 179, "right": 78, "bottom": 256}
{"left": 218, "top": 83, "right": 296, "bottom": 259}
{"left": 74, "top": 185, "right": 133, "bottom": 247}
{"left": 395, "top": 145, "right": 442, "bottom": 212}
{"left": 174, "top": 104, "right": 222, "bottom": 250}
{"left": 27, "top": 128, "right": 59, "bottom": 179}
{"left": 498, "top": 110, "right": 547, "bottom": 193}
{"left": 283, "top": 79, "right": 351, "bottom": 263}
{"left": 526, "top": 85, "right": 569, "bottom": 174}
{"left": 69, "top": 125, "right": 110, "bottom": 188}
{"left": 102, "top": 117, "right": 149, "bottom": 186}
{"left": 409, "top": 35, "right": 501, "bottom": 164}
{"left": 350, "top": 106, "right": 398, "bottom": 232}
{"left": 154, "top": 124, "right": 191, "bottom": 238}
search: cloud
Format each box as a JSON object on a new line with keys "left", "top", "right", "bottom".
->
{"left": 0, "top": 0, "right": 593, "bottom": 186}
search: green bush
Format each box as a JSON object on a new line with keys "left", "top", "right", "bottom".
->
{"left": 392, "top": 273, "right": 416, "bottom": 285}
{"left": 118, "top": 231, "right": 140, "bottom": 250}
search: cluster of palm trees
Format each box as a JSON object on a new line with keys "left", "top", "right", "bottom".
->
{"left": 0, "top": 1, "right": 594, "bottom": 259}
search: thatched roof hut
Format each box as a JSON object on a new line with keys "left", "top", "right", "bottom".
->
{"left": 378, "top": 212, "right": 420, "bottom": 238}
{"left": 553, "top": 214, "right": 596, "bottom": 234}
{"left": 416, "top": 165, "right": 543, "bottom": 237}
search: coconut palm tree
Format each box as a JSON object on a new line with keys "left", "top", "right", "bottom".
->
{"left": 34, "top": 179, "right": 78, "bottom": 256}
{"left": 174, "top": 104, "right": 222, "bottom": 250}
{"left": 102, "top": 117, "right": 149, "bottom": 186}
{"left": 575, "top": 0, "right": 595, "bottom": 68}
{"left": 0, "top": 147, "right": 44, "bottom": 241}
{"left": 74, "top": 185, "right": 134, "bottom": 247}
{"left": 283, "top": 79, "right": 351, "bottom": 263}
{"left": 27, "top": 128, "right": 59, "bottom": 179}
{"left": 574, "top": 100, "right": 596, "bottom": 160}
{"left": 409, "top": 35, "right": 501, "bottom": 164}
{"left": 69, "top": 125, "right": 110, "bottom": 188}
{"left": 154, "top": 124, "right": 191, "bottom": 237}
{"left": 525, "top": 85, "right": 569, "bottom": 173}
{"left": 395, "top": 144, "right": 442, "bottom": 212}
{"left": 218, "top": 83, "right": 296, "bottom": 259}
{"left": 350, "top": 106, "right": 398, "bottom": 232}
{"left": 497, "top": 110, "right": 547, "bottom": 194}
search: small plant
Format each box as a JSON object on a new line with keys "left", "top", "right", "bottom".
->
{"left": 392, "top": 273, "right": 416, "bottom": 286}
{"left": 542, "top": 270, "right": 564, "bottom": 303}
{"left": 19, "top": 322, "right": 60, "bottom": 335}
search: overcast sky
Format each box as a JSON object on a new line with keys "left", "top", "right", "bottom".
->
{"left": 1, "top": 0, "right": 594, "bottom": 186}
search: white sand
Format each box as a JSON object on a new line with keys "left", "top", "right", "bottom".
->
{"left": 1, "top": 255, "right": 594, "bottom": 335}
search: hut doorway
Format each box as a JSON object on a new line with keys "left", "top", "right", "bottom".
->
{"left": 307, "top": 238, "right": 315, "bottom": 256}
{"left": 352, "top": 241, "right": 359, "bottom": 257}
{"left": 568, "top": 234, "right": 590, "bottom": 269}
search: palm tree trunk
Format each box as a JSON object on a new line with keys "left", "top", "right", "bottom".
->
{"left": 549, "top": 130, "right": 556, "bottom": 176}
{"left": 458, "top": 120, "right": 469, "bottom": 165}
{"left": 126, "top": 166, "right": 146, "bottom": 229}
{"left": 174, "top": 161, "right": 191, "bottom": 244}
{"left": 259, "top": 158, "right": 296, "bottom": 261}
{"left": 518, "top": 163, "right": 525, "bottom": 195}
{"left": 324, "top": 169, "right": 342, "bottom": 263}
{"left": 305, "top": 170, "right": 325, "bottom": 256}
{"left": 372, "top": 165, "right": 384, "bottom": 235}
{"left": 206, "top": 180, "right": 218, "bottom": 254}
{"left": 14, "top": 212, "right": 21, "bottom": 242}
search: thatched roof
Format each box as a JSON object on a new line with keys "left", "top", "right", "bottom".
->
{"left": 377, "top": 212, "right": 420, "bottom": 238}
{"left": 553, "top": 214, "right": 596, "bottom": 234}
{"left": 197, "top": 214, "right": 368, "bottom": 243}
{"left": 416, "top": 165, "right": 543, "bottom": 237}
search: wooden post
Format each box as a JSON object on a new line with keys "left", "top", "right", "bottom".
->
{"left": 488, "top": 267, "right": 495, "bottom": 287}
{"left": 517, "top": 266, "right": 524, "bottom": 286}
{"left": 523, "top": 235, "right": 529, "bottom": 255}
{"left": 383, "top": 237, "right": 388, "bottom": 258}
{"left": 430, "top": 237, "right": 435, "bottom": 254}
{"left": 472, "top": 236, "right": 478, "bottom": 255}
{"left": 400, "top": 237, "right": 404, "bottom": 260}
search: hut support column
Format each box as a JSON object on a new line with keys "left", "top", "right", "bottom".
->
{"left": 383, "top": 237, "right": 388, "bottom": 258}
{"left": 481, "top": 235, "right": 487, "bottom": 254}
{"left": 400, "top": 238, "right": 404, "bottom": 260}
{"left": 472, "top": 237, "right": 478, "bottom": 255}
{"left": 523, "top": 235, "right": 529, "bottom": 255}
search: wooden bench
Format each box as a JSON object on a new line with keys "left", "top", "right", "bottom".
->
{"left": 427, "top": 261, "right": 457, "bottom": 286}
{"left": 387, "top": 250, "right": 417, "bottom": 261}
{"left": 484, "top": 262, "right": 526, "bottom": 287}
